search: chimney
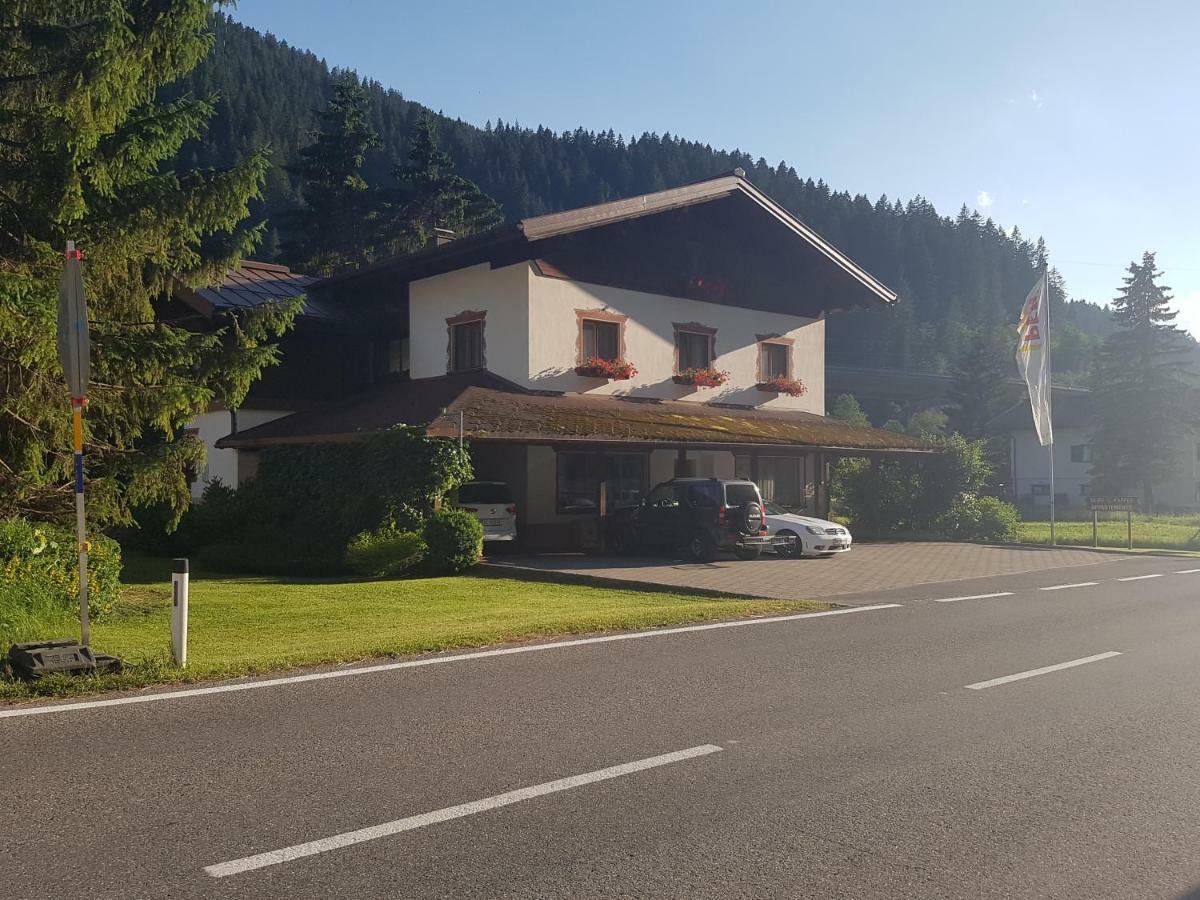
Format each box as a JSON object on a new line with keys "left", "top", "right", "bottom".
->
{"left": 434, "top": 227, "right": 456, "bottom": 247}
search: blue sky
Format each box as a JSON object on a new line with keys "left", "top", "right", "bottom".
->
{"left": 231, "top": 1, "right": 1200, "bottom": 334}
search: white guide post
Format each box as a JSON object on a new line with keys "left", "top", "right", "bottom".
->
{"left": 171, "top": 558, "right": 189, "bottom": 667}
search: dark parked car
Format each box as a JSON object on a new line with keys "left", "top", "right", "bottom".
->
{"left": 606, "top": 477, "right": 776, "bottom": 562}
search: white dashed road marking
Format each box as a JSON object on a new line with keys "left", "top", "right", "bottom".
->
{"left": 931, "top": 592, "right": 1013, "bottom": 604}
{"left": 1175, "top": 569, "right": 1200, "bottom": 575}
{"left": 965, "top": 651, "right": 1123, "bottom": 691}
{"left": 1118, "top": 574, "right": 1164, "bottom": 582}
{"left": 205, "top": 744, "right": 725, "bottom": 877}
{"left": 1039, "top": 582, "right": 1099, "bottom": 591}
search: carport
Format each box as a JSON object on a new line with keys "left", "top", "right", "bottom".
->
{"left": 423, "top": 386, "right": 935, "bottom": 551}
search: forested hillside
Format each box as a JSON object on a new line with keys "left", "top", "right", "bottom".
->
{"left": 167, "top": 14, "right": 1115, "bottom": 376}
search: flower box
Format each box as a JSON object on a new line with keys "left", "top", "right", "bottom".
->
{"left": 756, "top": 376, "right": 807, "bottom": 397}
{"left": 575, "top": 357, "right": 638, "bottom": 380}
{"left": 673, "top": 367, "right": 730, "bottom": 388}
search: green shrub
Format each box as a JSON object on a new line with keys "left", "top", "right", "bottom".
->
{"left": 143, "top": 430, "right": 472, "bottom": 575}
{"left": 0, "top": 517, "right": 122, "bottom": 647}
{"left": 173, "top": 480, "right": 244, "bottom": 551}
{"left": 422, "top": 509, "right": 483, "bottom": 575}
{"left": 832, "top": 434, "right": 997, "bottom": 539}
{"left": 937, "top": 495, "right": 1020, "bottom": 542}
{"left": 344, "top": 527, "right": 426, "bottom": 578}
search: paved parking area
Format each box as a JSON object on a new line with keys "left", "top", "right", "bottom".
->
{"left": 489, "top": 542, "right": 1132, "bottom": 603}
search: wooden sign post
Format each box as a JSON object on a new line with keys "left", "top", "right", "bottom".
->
{"left": 1087, "top": 497, "right": 1139, "bottom": 549}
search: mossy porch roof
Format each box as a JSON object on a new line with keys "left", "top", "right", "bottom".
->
{"left": 431, "top": 387, "right": 933, "bottom": 452}
{"left": 220, "top": 377, "right": 934, "bottom": 453}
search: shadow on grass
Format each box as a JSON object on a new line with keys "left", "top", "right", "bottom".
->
{"left": 119, "top": 550, "right": 372, "bottom": 588}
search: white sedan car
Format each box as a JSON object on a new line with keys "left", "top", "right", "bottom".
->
{"left": 762, "top": 501, "right": 853, "bottom": 558}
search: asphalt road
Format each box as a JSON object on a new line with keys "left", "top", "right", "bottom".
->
{"left": 5, "top": 554, "right": 1200, "bottom": 898}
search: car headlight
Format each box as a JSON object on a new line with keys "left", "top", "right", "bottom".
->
{"left": 804, "top": 526, "right": 824, "bottom": 535}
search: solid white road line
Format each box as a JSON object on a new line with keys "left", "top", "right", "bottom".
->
{"left": 931, "top": 592, "right": 1013, "bottom": 604}
{"left": 965, "top": 651, "right": 1123, "bottom": 691}
{"left": 1175, "top": 568, "right": 1200, "bottom": 575}
{"left": 1118, "top": 574, "right": 1164, "bottom": 582}
{"left": 1039, "top": 582, "right": 1099, "bottom": 591}
{"left": 0, "top": 604, "right": 901, "bottom": 720}
{"left": 205, "top": 743, "right": 724, "bottom": 877}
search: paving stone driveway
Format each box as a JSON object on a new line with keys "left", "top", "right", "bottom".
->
{"left": 490, "top": 542, "right": 1122, "bottom": 603}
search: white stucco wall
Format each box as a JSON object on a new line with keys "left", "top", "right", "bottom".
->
{"left": 189, "top": 408, "right": 291, "bottom": 500}
{"left": 527, "top": 267, "right": 826, "bottom": 413}
{"left": 406, "top": 262, "right": 825, "bottom": 412}
{"left": 408, "top": 262, "right": 530, "bottom": 381}
{"left": 1011, "top": 427, "right": 1091, "bottom": 507}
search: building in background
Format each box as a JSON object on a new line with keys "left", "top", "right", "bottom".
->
{"left": 990, "top": 389, "right": 1200, "bottom": 513}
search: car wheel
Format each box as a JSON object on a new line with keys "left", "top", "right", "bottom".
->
{"left": 686, "top": 531, "right": 717, "bottom": 563}
{"left": 609, "top": 528, "right": 635, "bottom": 556}
{"left": 733, "top": 546, "right": 762, "bottom": 561}
{"left": 775, "top": 529, "right": 802, "bottom": 558}
{"left": 740, "top": 501, "right": 764, "bottom": 533}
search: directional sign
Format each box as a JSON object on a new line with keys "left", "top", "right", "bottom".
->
{"left": 57, "top": 242, "right": 90, "bottom": 401}
{"left": 1087, "top": 497, "right": 1138, "bottom": 513}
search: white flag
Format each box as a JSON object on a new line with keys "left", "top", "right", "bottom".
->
{"left": 1015, "top": 273, "right": 1052, "bottom": 446}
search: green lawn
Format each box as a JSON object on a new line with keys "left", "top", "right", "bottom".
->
{"left": 1, "top": 554, "right": 824, "bottom": 701}
{"left": 1016, "top": 515, "right": 1200, "bottom": 551}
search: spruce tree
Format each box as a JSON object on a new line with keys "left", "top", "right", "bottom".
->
{"left": 1089, "top": 252, "right": 1195, "bottom": 509}
{"left": 381, "top": 114, "right": 502, "bottom": 252}
{"left": 828, "top": 394, "right": 871, "bottom": 427}
{"left": 280, "top": 73, "right": 381, "bottom": 275}
{"left": 0, "top": 1, "right": 298, "bottom": 526}
{"left": 947, "top": 329, "right": 1019, "bottom": 439}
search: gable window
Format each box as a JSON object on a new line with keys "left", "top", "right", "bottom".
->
{"left": 582, "top": 320, "right": 619, "bottom": 361}
{"left": 1070, "top": 444, "right": 1093, "bottom": 463}
{"left": 446, "top": 311, "right": 485, "bottom": 372}
{"left": 674, "top": 323, "right": 717, "bottom": 372}
{"left": 576, "top": 309, "right": 627, "bottom": 364}
{"left": 757, "top": 336, "right": 794, "bottom": 381}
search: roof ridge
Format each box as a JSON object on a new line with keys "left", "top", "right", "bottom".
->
{"left": 238, "top": 259, "right": 293, "bottom": 273}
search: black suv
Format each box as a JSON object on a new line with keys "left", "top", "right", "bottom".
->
{"left": 606, "top": 478, "right": 775, "bottom": 562}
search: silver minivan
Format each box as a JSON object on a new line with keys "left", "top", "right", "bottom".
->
{"left": 456, "top": 481, "right": 517, "bottom": 542}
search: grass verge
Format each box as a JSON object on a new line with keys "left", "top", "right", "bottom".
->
{"left": 1, "top": 553, "right": 825, "bottom": 702}
{"left": 1016, "top": 515, "right": 1200, "bottom": 551}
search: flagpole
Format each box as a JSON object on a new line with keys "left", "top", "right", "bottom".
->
{"left": 1045, "top": 265, "right": 1056, "bottom": 546}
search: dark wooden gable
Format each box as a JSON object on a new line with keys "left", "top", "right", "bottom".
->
{"left": 526, "top": 193, "right": 874, "bottom": 318}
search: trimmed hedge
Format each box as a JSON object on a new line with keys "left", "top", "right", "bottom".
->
{"left": 422, "top": 509, "right": 483, "bottom": 575}
{"left": 144, "top": 428, "right": 473, "bottom": 575}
